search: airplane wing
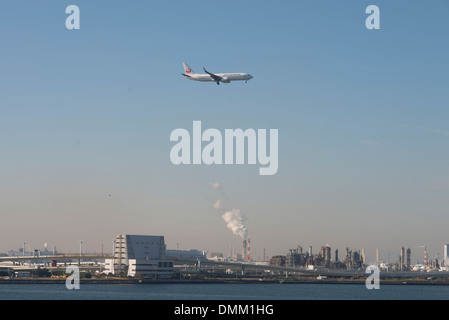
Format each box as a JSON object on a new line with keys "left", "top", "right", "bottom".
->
{"left": 203, "top": 67, "right": 222, "bottom": 84}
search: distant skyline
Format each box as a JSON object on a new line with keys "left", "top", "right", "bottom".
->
{"left": 4, "top": 234, "right": 448, "bottom": 267}
{"left": 1, "top": 1, "right": 448, "bottom": 265}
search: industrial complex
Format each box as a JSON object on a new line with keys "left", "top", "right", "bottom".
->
{"left": 1, "top": 234, "right": 449, "bottom": 281}
{"left": 104, "top": 234, "right": 174, "bottom": 278}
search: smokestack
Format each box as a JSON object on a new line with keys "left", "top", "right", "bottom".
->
{"left": 242, "top": 239, "right": 247, "bottom": 262}
{"left": 247, "top": 236, "right": 251, "bottom": 262}
{"left": 424, "top": 247, "right": 427, "bottom": 266}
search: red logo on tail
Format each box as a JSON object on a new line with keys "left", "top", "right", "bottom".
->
{"left": 186, "top": 67, "right": 191, "bottom": 74}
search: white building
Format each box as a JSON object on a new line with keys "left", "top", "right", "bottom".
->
{"left": 166, "top": 249, "right": 207, "bottom": 261}
{"left": 443, "top": 244, "right": 449, "bottom": 267}
{"left": 104, "top": 234, "right": 173, "bottom": 279}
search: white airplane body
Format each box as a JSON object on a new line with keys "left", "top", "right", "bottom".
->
{"left": 182, "top": 62, "right": 253, "bottom": 85}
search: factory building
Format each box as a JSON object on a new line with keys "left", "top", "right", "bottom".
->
{"left": 269, "top": 255, "right": 286, "bottom": 266}
{"left": 400, "top": 246, "right": 406, "bottom": 271}
{"left": 319, "top": 245, "right": 331, "bottom": 267}
{"left": 406, "top": 248, "right": 411, "bottom": 271}
{"left": 286, "top": 249, "right": 302, "bottom": 268}
{"left": 399, "top": 246, "right": 411, "bottom": 271}
{"left": 344, "top": 247, "right": 364, "bottom": 269}
{"left": 444, "top": 244, "right": 449, "bottom": 267}
{"left": 104, "top": 234, "right": 173, "bottom": 279}
{"left": 166, "top": 249, "right": 207, "bottom": 261}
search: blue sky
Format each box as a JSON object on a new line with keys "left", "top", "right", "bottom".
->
{"left": 0, "top": 1, "right": 448, "bottom": 263}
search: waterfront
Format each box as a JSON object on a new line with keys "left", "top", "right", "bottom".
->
{"left": 1, "top": 283, "right": 449, "bottom": 300}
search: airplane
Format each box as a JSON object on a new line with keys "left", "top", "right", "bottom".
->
{"left": 181, "top": 62, "right": 253, "bottom": 85}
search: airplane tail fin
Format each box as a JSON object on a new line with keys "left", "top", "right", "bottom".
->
{"left": 182, "top": 62, "right": 196, "bottom": 75}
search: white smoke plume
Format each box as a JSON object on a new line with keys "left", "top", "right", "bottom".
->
{"left": 209, "top": 182, "right": 222, "bottom": 190}
{"left": 213, "top": 199, "right": 223, "bottom": 210}
{"left": 210, "top": 182, "right": 248, "bottom": 240}
{"left": 221, "top": 209, "right": 248, "bottom": 240}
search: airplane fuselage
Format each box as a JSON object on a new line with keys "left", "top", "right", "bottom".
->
{"left": 187, "top": 72, "right": 253, "bottom": 83}
{"left": 182, "top": 62, "right": 253, "bottom": 84}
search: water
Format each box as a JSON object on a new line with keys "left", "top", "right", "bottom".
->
{"left": 1, "top": 283, "right": 449, "bottom": 300}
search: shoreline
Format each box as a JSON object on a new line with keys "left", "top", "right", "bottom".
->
{"left": 1, "top": 278, "right": 449, "bottom": 286}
